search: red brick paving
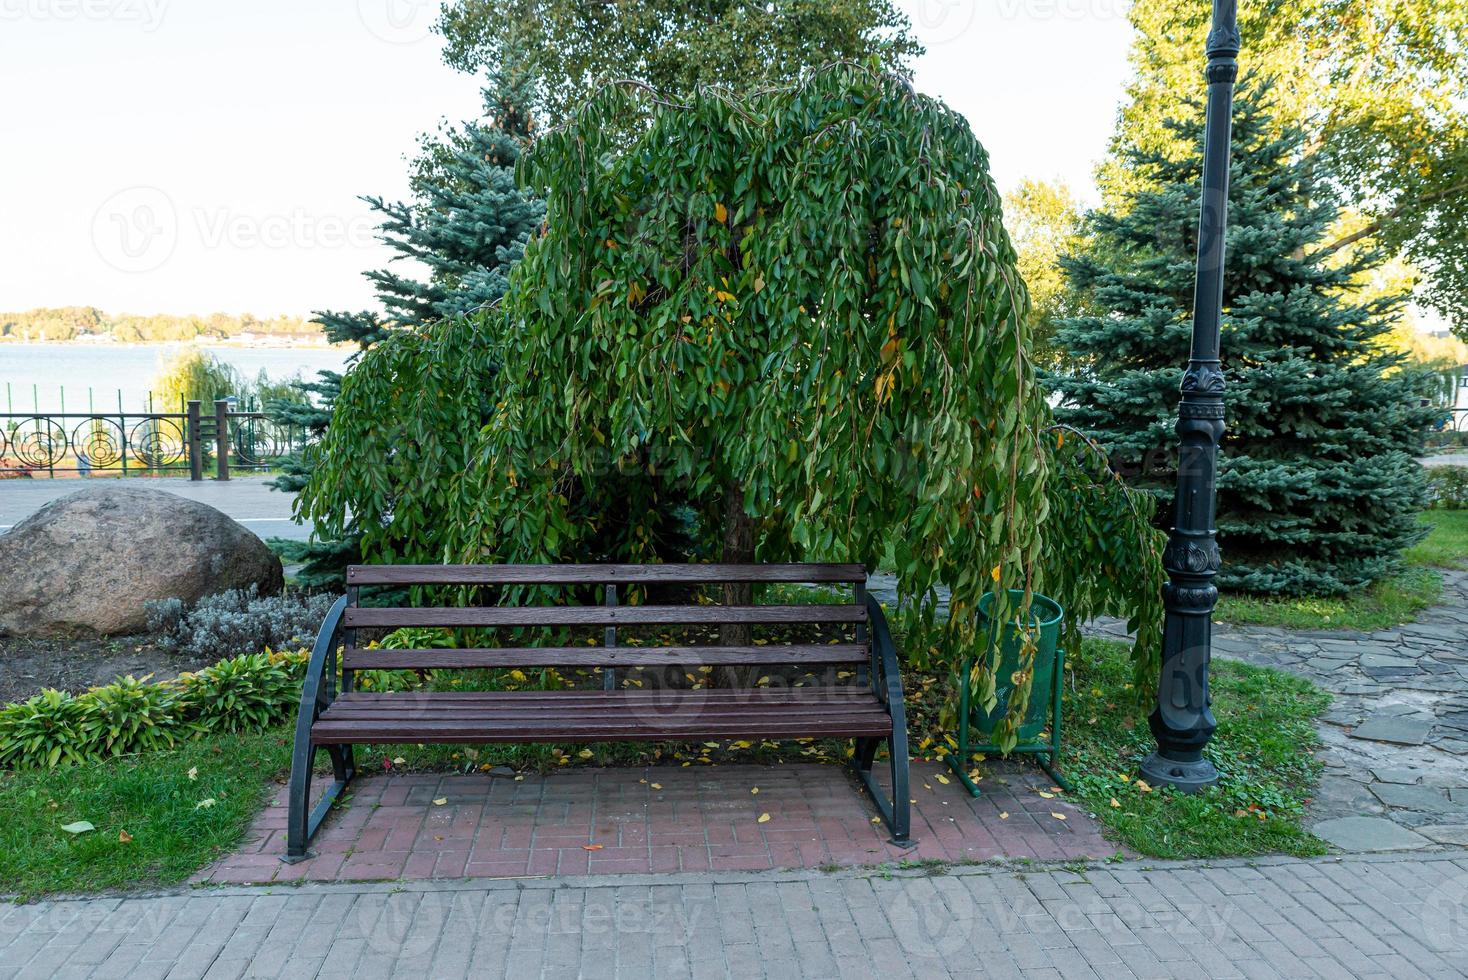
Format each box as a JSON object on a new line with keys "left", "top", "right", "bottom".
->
{"left": 196, "top": 759, "right": 1123, "bottom": 885}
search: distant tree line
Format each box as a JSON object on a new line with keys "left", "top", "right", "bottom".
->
{"left": 0, "top": 307, "right": 322, "bottom": 344}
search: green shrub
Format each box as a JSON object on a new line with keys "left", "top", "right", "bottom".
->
{"left": 0, "top": 650, "right": 308, "bottom": 769}
{"left": 176, "top": 652, "right": 304, "bottom": 734}
{"left": 80, "top": 675, "right": 190, "bottom": 757}
{"left": 145, "top": 586, "right": 336, "bottom": 660}
{"left": 0, "top": 690, "right": 92, "bottom": 769}
{"left": 1426, "top": 465, "right": 1468, "bottom": 510}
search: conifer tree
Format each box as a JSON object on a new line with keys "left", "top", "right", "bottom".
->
{"left": 1051, "top": 84, "right": 1436, "bottom": 595}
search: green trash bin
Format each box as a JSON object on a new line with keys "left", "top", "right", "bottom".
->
{"left": 944, "top": 589, "right": 1069, "bottom": 796}
{"left": 971, "top": 589, "right": 1064, "bottom": 741}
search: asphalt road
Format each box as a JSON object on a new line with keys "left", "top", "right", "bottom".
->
{"left": 0, "top": 475, "right": 311, "bottom": 541}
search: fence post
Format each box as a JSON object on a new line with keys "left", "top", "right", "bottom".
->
{"left": 214, "top": 399, "right": 231, "bottom": 481}
{"left": 187, "top": 400, "right": 202, "bottom": 481}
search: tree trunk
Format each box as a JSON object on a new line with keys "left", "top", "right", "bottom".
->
{"left": 718, "top": 478, "right": 757, "bottom": 687}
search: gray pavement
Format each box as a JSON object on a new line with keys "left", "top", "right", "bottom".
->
{"left": 3, "top": 853, "right": 1467, "bottom": 978}
{"left": 0, "top": 476, "right": 309, "bottom": 541}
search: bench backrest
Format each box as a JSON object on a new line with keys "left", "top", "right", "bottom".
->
{"left": 338, "top": 563, "right": 870, "bottom": 673}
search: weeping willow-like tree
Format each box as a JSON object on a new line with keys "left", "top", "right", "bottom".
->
{"left": 304, "top": 65, "right": 1164, "bottom": 740}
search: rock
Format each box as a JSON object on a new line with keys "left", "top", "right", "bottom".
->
{"left": 1419, "top": 825, "right": 1468, "bottom": 846}
{"left": 0, "top": 485, "right": 282, "bottom": 637}
{"left": 1310, "top": 816, "right": 1430, "bottom": 852}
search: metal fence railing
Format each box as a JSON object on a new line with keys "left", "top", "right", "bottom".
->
{"left": 0, "top": 399, "right": 309, "bottom": 480}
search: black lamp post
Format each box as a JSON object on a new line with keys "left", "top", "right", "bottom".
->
{"left": 1139, "top": 0, "right": 1239, "bottom": 793}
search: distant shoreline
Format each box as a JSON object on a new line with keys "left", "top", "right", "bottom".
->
{"left": 0, "top": 338, "right": 347, "bottom": 351}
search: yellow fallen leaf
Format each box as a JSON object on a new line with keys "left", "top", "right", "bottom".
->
{"left": 1050, "top": 812, "right": 1066, "bottom": 821}
{"left": 650, "top": 783, "right": 662, "bottom": 790}
{"left": 433, "top": 798, "right": 447, "bottom": 806}
{"left": 1038, "top": 791, "right": 1054, "bottom": 799}
{"left": 1110, "top": 798, "right": 1121, "bottom": 808}
{"left": 1135, "top": 780, "right": 1153, "bottom": 793}
{"left": 118, "top": 830, "right": 133, "bottom": 844}
{"left": 187, "top": 766, "right": 198, "bottom": 781}
{"left": 934, "top": 774, "right": 950, "bottom": 785}
{"left": 583, "top": 844, "right": 603, "bottom": 851}
{"left": 393, "top": 757, "right": 406, "bottom": 765}
{"left": 751, "top": 787, "right": 759, "bottom": 795}
{"left": 871, "top": 816, "right": 882, "bottom": 824}
{"left": 757, "top": 813, "right": 771, "bottom": 824}
{"left": 578, "top": 749, "right": 593, "bottom": 759}
{"left": 999, "top": 811, "right": 1009, "bottom": 820}
{"left": 194, "top": 799, "right": 215, "bottom": 811}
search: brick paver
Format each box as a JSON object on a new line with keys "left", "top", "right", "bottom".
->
{"left": 197, "top": 759, "right": 1119, "bottom": 885}
{"left": 6, "top": 853, "right": 1468, "bottom": 977}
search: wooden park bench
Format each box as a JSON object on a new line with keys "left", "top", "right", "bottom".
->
{"left": 285, "top": 563, "right": 911, "bottom": 860}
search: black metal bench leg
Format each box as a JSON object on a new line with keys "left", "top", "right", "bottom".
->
{"left": 284, "top": 743, "right": 355, "bottom": 863}
{"left": 851, "top": 736, "right": 914, "bottom": 849}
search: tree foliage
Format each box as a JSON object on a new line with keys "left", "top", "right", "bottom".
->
{"left": 1117, "top": 0, "right": 1468, "bottom": 325}
{"left": 1053, "top": 83, "right": 1436, "bottom": 596}
{"left": 362, "top": 67, "right": 1164, "bottom": 741}
{"left": 436, "top": 0, "right": 922, "bottom": 121}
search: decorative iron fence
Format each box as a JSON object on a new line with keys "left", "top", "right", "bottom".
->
{"left": 1428, "top": 406, "right": 1468, "bottom": 451}
{"left": 0, "top": 399, "right": 309, "bottom": 479}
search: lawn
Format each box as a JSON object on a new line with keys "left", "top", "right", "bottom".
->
{"left": 1215, "top": 509, "right": 1467, "bottom": 631}
{"left": 0, "top": 728, "right": 291, "bottom": 900}
{"left": 901, "top": 637, "right": 1331, "bottom": 860}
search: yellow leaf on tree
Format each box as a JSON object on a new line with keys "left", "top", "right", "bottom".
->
{"left": 715, "top": 202, "right": 728, "bottom": 224}
{"left": 990, "top": 565, "right": 1001, "bottom": 582}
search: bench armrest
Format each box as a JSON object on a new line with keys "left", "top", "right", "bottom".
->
{"left": 864, "top": 594, "right": 906, "bottom": 711}
{"left": 292, "top": 594, "right": 349, "bottom": 742}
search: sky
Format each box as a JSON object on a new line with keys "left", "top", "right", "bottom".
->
{"left": 0, "top": 0, "right": 1138, "bottom": 318}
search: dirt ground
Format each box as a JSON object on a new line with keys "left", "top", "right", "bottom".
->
{"left": 0, "top": 634, "right": 214, "bottom": 704}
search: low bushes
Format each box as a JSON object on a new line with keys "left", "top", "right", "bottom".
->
{"left": 145, "top": 586, "right": 336, "bottom": 661}
{"left": 0, "top": 650, "right": 307, "bottom": 769}
{"left": 1426, "top": 464, "right": 1468, "bottom": 510}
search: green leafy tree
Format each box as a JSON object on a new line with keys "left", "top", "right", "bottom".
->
{"left": 1117, "top": 0, "right": 1468, "bottom": 326}
{"left": 1002, "top": 179, "right": 1086, "bottom": 365}
{"left": 1052, "top": 84, "right": 1437, "bottom": 596}
{"left": 389, "top": 67, "right": 1164, "bottom": 738}
{"left": 437, "top": 0, "right": 922, "bottom": 121}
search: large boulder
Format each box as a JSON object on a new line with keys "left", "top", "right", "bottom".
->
{"left": 0, "top": 485, "right": 283, "bottom": 637}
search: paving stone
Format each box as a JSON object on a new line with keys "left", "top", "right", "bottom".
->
{"left": 1371, "top": 768, "right": 1427, "bottom": 784}
{"left": 1349, "top": 713, "right": 1436, "bottom": 746}
{"left": 1358, "top": 653, "right": 1419, "bottom": 670}
{"left": 1369, "top": 782, "right": 1464, "bottom": 814}
{"left": 1416, "top": 824, "right": 1468, "bottom": 845}
{"left": 1309, "top": 817, "right": 1431, "bottom": 852}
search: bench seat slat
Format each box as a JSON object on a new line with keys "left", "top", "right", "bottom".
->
{"left": 333, "top": 689, "right": 875, "bottom": 704}
{"left": 310, "top": 690, "right": 891, "bottom": 742}
{"left": 346, "top": 563, "right": 865, "bottom": 586}
{"left": 343, "top": 604, "right": 865, "bottom": 629}
{"left": 341, "top": 643, "right": 869, "bottom": 669}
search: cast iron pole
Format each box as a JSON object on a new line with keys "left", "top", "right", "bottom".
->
{"left": 1139, "top": 0, "right": 1239, "bottom": 792}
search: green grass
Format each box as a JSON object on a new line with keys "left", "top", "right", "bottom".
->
{"left": 1215, "top": 566, "right": 1442, "bottom": 632}
{"left": 1405, "top": 509, "right": 1468, "bottom": 569}
{"left": 1214, "top": 509, "right": 1468, "bottom": 632}
{"left": 901, "top": 637, "right": 1331, "bottom": 859}
{"left": 1058, "top": 638, "right": 1330, "bottom": 858}
{"left": 0, "top": 728, "right": 292, "bottom": 900}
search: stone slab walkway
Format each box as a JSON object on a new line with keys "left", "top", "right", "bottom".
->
{"left": 873, "top": 567, "right": 1468, "bottom": 853}
{"left": 197, "top": 760, "right": 1118, "bottom": 886}
{"left": 8, "top": 852, "right": 1468, "bottom": 978}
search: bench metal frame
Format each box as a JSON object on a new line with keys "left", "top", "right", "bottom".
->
{"left": 284, "top": 564, "right": 912, "bottom": 861}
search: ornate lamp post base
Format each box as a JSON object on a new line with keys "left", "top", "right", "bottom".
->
{"left": 1139, "top": 752, "right": 1218, "bottom": 793}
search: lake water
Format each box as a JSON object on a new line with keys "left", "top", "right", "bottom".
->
{"left": 0, "top": 343, "right": 353, "bottom": 414}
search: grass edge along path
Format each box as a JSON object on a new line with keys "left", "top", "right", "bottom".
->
{"left": 0, "top": 727, "right": 292, "bottom": 901}
{"left": 1214, "top": 509, "right": 1466, "bottom": 631}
